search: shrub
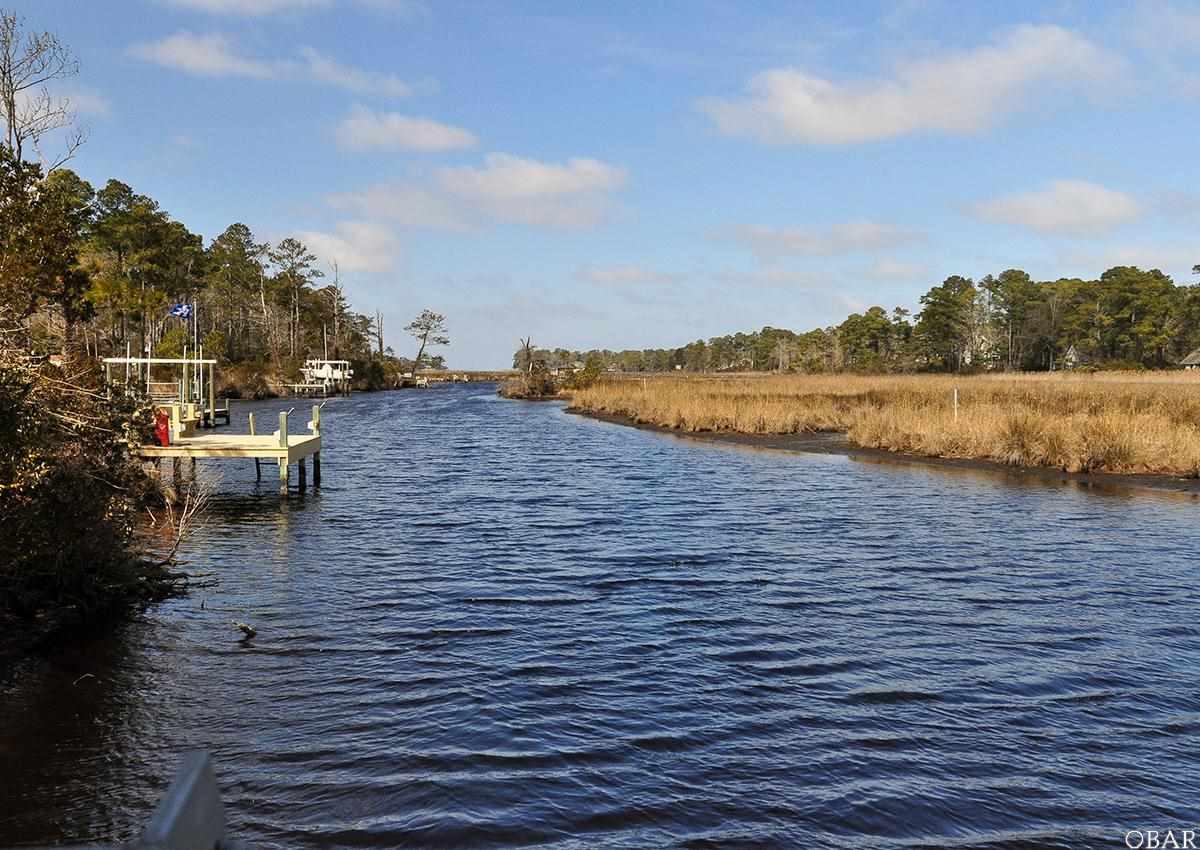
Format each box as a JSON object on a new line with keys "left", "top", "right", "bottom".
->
{"left": 0, "top": 352, "right": 182, "bottom": 646}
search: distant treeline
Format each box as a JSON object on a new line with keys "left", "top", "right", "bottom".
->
{"left": 3, "top": 152, "right": 443, "bottom": 392}
{"left": 521, "top": 267, "right": 1200, "bottom": 373}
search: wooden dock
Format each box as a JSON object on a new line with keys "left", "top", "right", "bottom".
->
{"left": 138, "top": 405, "right": 324, "bottom": 496}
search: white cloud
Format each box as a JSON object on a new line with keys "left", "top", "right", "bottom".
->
{"left": 131, "top": 35, "right": 425, "bottom": 96}
{"left": 15, "top": 87, "right": 111, "bottom": 121}
{"left": 164, "top": 0, "right": 426, "bottom": 14}
{"left": 295, "top": 221, "right": 401, "bottom": 273}
{"left": 329, "top": 184, "right": 471, "bottom": 230}
{"left": 440, "top": 154, "right": 627, "bottom": 200}
{"left": 730, "top": 221, "right": 922, "bottom": 258}
{"left": 868, "top": 258, "right": 929, "bottom": 280}
{"left": 166, "top": 0, "right": 328, "bottom": 13}
{"left": 1130, "top": 1, "right": 1200, "bottom": 53}
{"left": 438, "top": 153, "right": 628, "bottom": 228}
{"left": 129, "top": 32, "right": 283, "bottom": 78}
{"left": 975, "top": 179, "right": 1142, "bottom": 236}
{"left": 336, "top": 105, "right": 476, "bottom": 151}
{"left": 712, "top": 267, "right": 825, "bottom": 289}
{"left": 299, "top": 48, "right": 413, "bottom": 97}
{"left": 64, "top": 90, "right": 113, "bottom": 117}
{"left": 579, "top": 265, "right": 681, "bottom": 286}
{"left": 1059, "top": 243, "right": 1197, "bottom": 276}
{"left": 327, "top": 153, "right": 628, "bottom": 231}
{"left": 701, "top": 24, "right": 1114, "bottom": 144}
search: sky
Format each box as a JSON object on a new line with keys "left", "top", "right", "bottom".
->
{"left": 9, "top": 0, "right": 1200, "bottom": 367}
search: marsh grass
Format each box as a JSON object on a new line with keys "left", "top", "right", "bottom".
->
{"left": 569, "top": 372, "right": 1200, "bottom": 476}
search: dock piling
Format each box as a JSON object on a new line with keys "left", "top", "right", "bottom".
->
{"left": 278, "top": 411, "right": 290, "bottom": 496}
{"left": 310, "top": 404, "right": 322, "bottom": 486}
{"left": 298, "top": 457, "right": 307, "bottom": 491}
{"left": 248, "top": 413, "right": 261, "bottom": 481}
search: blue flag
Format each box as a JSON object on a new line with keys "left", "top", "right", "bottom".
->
{"left": 169, "top": 303, "right": 193, "bottom": 319}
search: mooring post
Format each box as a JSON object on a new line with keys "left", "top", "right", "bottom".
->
{"left": 278, "top": 410, "right": 289, "bottom": 497}
{"left": 298, "top": 457, "right": 307, "bottom": 491}
{"left": 248, "top": 412, "right": 261, "bottom": 481}
{"left": 310, "top": 404, "right": 322, "bottom": 486}
{"left": 208, "top": 361, "right": 216, "bottom": 427}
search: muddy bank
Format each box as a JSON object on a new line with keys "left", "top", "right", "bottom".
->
{"left": 568, "top": 408, "right": 1200, "bottom": 497}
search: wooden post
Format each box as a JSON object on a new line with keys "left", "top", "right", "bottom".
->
{"left": 208, "top": 361, "right": 216, "bottom": 427}
{"left": 953, "top": 387, "right": 959, "bottom": 422}
{"left": 277, "top": 408, "right": 289, "bottom": 494}
{"left": 298, "top": 457, "right": 307, "bottom": 491}
{"left": 248, "top": 412, "right": 261, "bottom": 481}
{"left": 311, "top": 404, "right": 321, "bottom": 486}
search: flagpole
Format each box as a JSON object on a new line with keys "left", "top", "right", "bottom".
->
{"left": 192, "top": 299, "right": 198, "bottom": 404}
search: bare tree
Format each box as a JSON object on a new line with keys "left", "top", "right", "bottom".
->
{"left": 518, "top": 336, "right": 534, "bottom": 374}
{"left": 0, "top": 10, "right": 84, "bottom": 169}
{"left": 405, "top": 310, "right": 449, "bottom": 374}
{"left": 327, "top": 260, "right": 344, "bottom": 357}
{"left": 773, "top": 338, "right": 790, "bottom": 372}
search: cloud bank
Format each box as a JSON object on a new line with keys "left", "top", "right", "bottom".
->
{"left": 975, "top": 179, "right": 1141, "bottom": 236}
{"left": 701, "top": 25, "right": 1114, "bottom": 144}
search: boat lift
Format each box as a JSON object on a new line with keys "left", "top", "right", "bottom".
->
{"left": 285, "top": 358, "right": 353, "bottom": 398}
{"left": 102, "top": 349, "right": 230, "bottom": 429}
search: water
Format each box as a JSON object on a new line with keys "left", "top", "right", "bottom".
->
{"left": 3, "top": 384, "right": 1199, "bottom": 849}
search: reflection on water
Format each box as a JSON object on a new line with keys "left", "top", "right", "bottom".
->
{"left": 3, "top": 385, "right": 1200, "bottom": 849}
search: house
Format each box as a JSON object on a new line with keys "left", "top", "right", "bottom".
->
{"left": 1061, "top": 344, "right": 1083, "bottom": 370}
{"left": 1181, "top": 348, "right": 1200, "bottom": 369}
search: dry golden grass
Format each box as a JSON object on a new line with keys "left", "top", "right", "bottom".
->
{"left": 569, "top": 372, "right": 1200, "bottom": 476}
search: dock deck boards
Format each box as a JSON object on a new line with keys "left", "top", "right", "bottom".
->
{"left": 137, "top": 433, "right": 321, "bottom": 461}
{"left": 138, "top": 405, "right": 324, "bottom": 495}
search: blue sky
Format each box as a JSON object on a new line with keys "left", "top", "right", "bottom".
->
{"left": 11, "top": 0, "right": 1200, "bottom": 367}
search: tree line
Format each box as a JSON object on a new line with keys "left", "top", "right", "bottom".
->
{"left": 520, "top": 267, "right": 1200, "bottom": 374}
{"left": 3, "top": 155, "right": 453, "bottom": 389}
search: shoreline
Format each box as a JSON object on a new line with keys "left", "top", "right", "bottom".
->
{"left": 567, "top": 407, "right": 1200, "bottom": 497}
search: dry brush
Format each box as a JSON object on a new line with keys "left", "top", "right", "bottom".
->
{"left": 569, "top": 372, "right": 1200, "bottom": 476}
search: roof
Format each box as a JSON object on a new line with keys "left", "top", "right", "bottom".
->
{"left": 1181, "top": 348, "right": 1200, "bottom": 366}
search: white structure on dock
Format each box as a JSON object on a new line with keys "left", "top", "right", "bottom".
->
{"left": 102, "top": 353, "right": 230, "bottom": 428}
{"left": 287, "top": 359, "right": 353, "bottom": 397}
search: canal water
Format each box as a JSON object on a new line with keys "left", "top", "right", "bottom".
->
{"left": 2, "top": 384, "right": 1199, "bottom": 848}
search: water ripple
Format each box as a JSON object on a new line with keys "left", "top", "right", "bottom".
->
{"left": 3, "top": 385, "right": 1199, "bottom": 848}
